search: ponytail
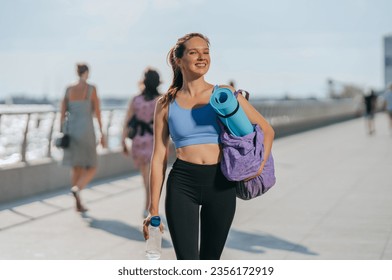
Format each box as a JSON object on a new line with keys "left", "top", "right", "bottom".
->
{"left": 160, "top": 47, "right": 183, "bottom": 106}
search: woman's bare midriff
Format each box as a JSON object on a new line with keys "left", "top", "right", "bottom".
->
{"left": 175, "top": 143, "right": 221, "bottom": 165}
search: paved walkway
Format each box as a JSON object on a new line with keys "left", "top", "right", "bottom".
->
{"left": 1, "top": 114, "right": 391, "bottom": 260}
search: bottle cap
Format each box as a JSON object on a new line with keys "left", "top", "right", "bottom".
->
{"left": 150, "top": 216, "right": 161, "bottom": 227}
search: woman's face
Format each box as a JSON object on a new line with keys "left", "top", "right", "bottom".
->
{"left": 80, "top": 70, "right": 89, "bottom": 80}
{"left": 178, "top": 36, "right": 210, "bottom": 78}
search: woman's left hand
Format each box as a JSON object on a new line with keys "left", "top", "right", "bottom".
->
{"left": 100, "top": 134, "right": 106, "bottom": 148}
{"left": 244, "top": 161, "right": 264, "bottom": 182}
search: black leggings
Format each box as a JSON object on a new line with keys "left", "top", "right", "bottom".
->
{"left": 165, "top": 158, "right": 236, "bottom": 260}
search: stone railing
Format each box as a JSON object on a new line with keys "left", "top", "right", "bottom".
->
{"left": 0, "top": 98, "right": 363, "bottom": 166}
{"left": 0, "top": 98, "right": 363, "bottom": 204}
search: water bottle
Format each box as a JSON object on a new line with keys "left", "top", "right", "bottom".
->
{"left": 145, "top": 216, "right": 162, "bottom": 260}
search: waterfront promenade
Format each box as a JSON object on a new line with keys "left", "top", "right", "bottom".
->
{"left": 0, "top": 114, "right": 391, "bottom": 260}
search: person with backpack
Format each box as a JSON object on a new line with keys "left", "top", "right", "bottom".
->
{"left": 122, "top": 68, "right": 161, "bottom": 217}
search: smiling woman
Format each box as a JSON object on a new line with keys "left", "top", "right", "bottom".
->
{"left": 142, "top": 32, "right": 275, "bottom": 260}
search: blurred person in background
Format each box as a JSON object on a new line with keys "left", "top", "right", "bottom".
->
{"left": 363, "top": 89, "right": 377, "bottom": 135}
{"left": 60, "top": 63, "right": 105, "bottom": 212}
{"left": 122, "top": 68, "right": 161, "bottom": 217}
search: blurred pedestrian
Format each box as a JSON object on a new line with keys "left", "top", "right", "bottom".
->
{"left": 383, "top": 83, "right": 392, "bottom": 134}
{"left": 363, "top": 89, "right": 377, "bottom": 135}
{"left": 142, "top": 33, "right": 275, "bottom": 259}
{"left": 122, "top": 68, "right": 161, "bottom": 217}
{"left": 60, "top": 63, "right": 105, "bottom": 212}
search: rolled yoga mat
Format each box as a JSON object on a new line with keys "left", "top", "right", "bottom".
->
{"left": 209, "top": 86, "right": 254, "bottom": 136}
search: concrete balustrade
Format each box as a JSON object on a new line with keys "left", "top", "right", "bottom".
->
{"left": 0, "top": 98, "right": 363, "bottom": 204}
{"left": 0, "top": 149, "right": 133, "bottom": 204}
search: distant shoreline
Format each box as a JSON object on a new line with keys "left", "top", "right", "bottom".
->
{"left": 0, "top": 97, "right": 129, "bottom": 110}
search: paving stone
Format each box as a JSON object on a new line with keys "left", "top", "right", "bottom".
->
{"left": 0, "top": 209, "right": 30, "bottom": 230}
{"left": 12, "top": 201, "right": 59, "bottom": 219}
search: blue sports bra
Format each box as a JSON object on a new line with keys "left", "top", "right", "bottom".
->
{"left": 168, "top": 100, "right": 221, "bottom": 148}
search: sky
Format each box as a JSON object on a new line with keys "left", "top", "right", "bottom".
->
{"left": 1, "top": 0, "right": 392, "bottom": 100}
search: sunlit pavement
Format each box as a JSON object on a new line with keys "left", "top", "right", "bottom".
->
{"left": 1, "top": 114, "right": 391, "bottom": 260}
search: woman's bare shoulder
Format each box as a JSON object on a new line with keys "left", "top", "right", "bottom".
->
{"left": 155, "top": 97, "right": 169, "bottom": 114}
{"left": 218, "top": 84, "right": 236, "bottom": 92}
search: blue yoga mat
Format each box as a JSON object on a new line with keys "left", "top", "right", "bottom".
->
{"left": 209, "top": 86, "right": 254, "bottom": 136}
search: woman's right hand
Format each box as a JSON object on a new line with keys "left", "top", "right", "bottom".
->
{"left": 143, "top": 214, "right": 164, "bottom": 240}
{"left": 142, "top": 215, "right": 151, "bottom": 240}
{"left": 122, "top": 139, "right": 129, "bottom": 155}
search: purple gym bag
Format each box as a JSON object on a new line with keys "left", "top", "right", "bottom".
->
{"left": 219, "top": 90, "right": 276, "bottom": 200}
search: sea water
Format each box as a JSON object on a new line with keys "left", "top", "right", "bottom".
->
{"left": 0, "top": 105, "right": 126, "bottom": 166}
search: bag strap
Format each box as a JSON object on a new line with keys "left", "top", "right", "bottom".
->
{"left": 234, "top": 89, "right": 250, "bottom": 100}
{"left": 85, "top": 84, "right": 92, "bottom": 100}
{"left": 64, "top": 88, "right": 69, "bottom": 109}
{"left": 216, "top": 100, "right": 240, "bottom": 119}
{"left": 215, "top": 88, "right": 250, "bottom": 129}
